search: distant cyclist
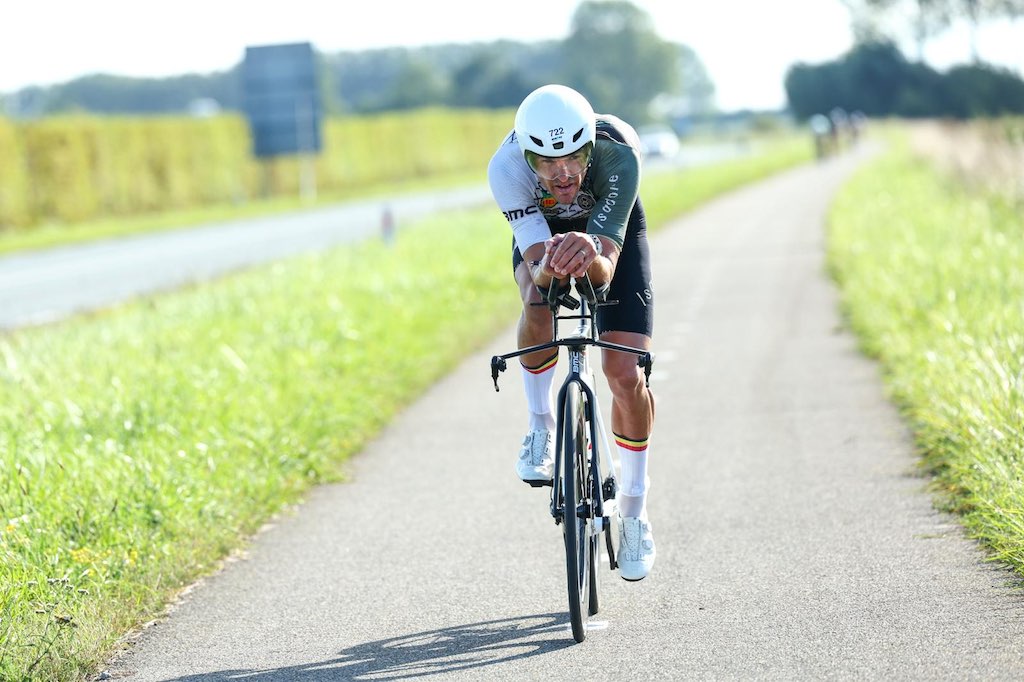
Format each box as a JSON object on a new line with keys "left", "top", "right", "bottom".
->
{"left": 487, "top": 84, "right": 657, "bottom": 580}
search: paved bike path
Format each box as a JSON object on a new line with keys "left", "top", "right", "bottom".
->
{"left": 107, "top": 145, "right": 1024, "bottom": 680}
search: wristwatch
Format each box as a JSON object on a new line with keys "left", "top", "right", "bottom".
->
{"left": 590, "top": 234, "right": 602, "bottom": 255}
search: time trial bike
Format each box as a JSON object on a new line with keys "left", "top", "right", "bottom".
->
{"left": 490, "top": 274, "right": 654, "bottom": 642}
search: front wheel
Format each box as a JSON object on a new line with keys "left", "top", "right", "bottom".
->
{"left": 562, "top": 381, "right": 593, "bottom": 642}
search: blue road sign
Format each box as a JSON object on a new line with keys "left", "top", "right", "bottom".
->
{"left": 242, "top": 42, "right": 322, "bottom": 158}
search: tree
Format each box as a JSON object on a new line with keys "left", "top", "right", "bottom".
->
{"left": 451, "top": 51, "right": 535, "bottom": 108}
{"left": 785, "top": 62, "right": 849, "bottom": 120}
{"left": 841, "top": 0, "right": 1024, "bottom": 62}
{"left": 559, "top": 1, "right": 680, "bottom": 123}
{"left": 672, "top": 44, "right": 716, "bottom": 116}
{"left": 382, "top": 60, "right": 451, "bottom": 110}
{"left": 957, "top": 0, "right": 1024, "bottom": 61}
{"left": 942, "top": 62, "right": 1024, "bottom": 115}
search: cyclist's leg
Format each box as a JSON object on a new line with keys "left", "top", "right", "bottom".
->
{"left": 513, "top": 243, "right": 557, "bottom": 481}
{"left": 598, "top": 200, "right": 656, "bottom": 514}
{"left": 602, "top": 332, "right": 654, "bottom": 437}
{"left": 602, "top": 330, "right": 655, "bottom": 512}
{"left": 597, "top": 202, "right": 657, "bottom": 580}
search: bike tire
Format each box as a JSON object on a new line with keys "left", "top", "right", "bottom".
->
{"left": 588, "top": 493, "right": 601, "bottom": 616}
{"left": 562, "top": 380, "right": 592, "bottom": 642}
{"left": 588, "top": 426, "right": 601, "bottom": 617}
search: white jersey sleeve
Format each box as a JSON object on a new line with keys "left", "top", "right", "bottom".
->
{"left": 487, "top": 131, "right": 551, "bottom": 254}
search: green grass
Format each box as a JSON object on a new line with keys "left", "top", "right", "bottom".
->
{"left": 0, "top": 136, "right": 812, "bottom": 680}
{"left": 828, "top": 136, "right": 1024, "bottom": 574}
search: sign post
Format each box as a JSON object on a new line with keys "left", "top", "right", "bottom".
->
{"left": 242, "top": 42, "right": 323, "bottom": 202}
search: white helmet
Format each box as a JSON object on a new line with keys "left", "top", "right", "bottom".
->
{"left": 515, "top": 84, "right": 596, "bottom": 160}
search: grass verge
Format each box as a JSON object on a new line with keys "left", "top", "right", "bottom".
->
{"left": 0, "top": 136, "right": 812, "bottom": 680}
{"left": 828, "top": 135, "right": 1024, "bottom": 574}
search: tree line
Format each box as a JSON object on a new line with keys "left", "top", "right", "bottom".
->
{"left": 2, "top": 0, "right": 1021, "bottom": 125}
{"left": 784, "top": 0, "right": 1024, "bottom": 120}
{"left": 1, "top": 2, "right": 714, "bottom": 127}
{"left": 785, "top": 40, "right": 1024, "bottom": 120}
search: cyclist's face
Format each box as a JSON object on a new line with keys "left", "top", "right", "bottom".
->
{"left": 539, "top": 166, "right": 586, "bottom": 205}
{"left": 526, "top": 146, "right": 591, "bottom": 204}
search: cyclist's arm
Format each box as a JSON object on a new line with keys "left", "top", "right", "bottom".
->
{"left": 488, "top": 135, "right": 552, "bottom": 256}
{"left": 587, "top": 141, "right": 640, "bottom": 250}
{"left": 585, "top": 236, "right": 619, "bottom": 286}
{"left": 557, "top": 131, "right": 639, "bottom": 285}
{"left": 523, "top": 242, "right": 557, "bottom": 289}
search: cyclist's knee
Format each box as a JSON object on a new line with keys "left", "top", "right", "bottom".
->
{"left": 521, "top": 299, "right": 549, "bottom": 328}
{"left": 603, "top": 357, "right": 644, "bottom": 397}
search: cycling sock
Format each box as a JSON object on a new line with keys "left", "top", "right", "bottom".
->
{"left": 521, "top": 353, "right": 558, "bottom": 432}
{"left": 616, "top": 433, "right": 649, "bottom": 518}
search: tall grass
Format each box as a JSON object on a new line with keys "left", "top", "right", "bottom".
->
{"left": 829, "top": 133, "right": 1024, "bottom": 573}
{"left": 0, "top": 137, "right": 813, "bottom": 680}
{"left": 906, "top": 117, "right": 1024, "bottom": 201}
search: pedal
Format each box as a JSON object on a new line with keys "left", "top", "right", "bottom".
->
{"left": 525, "top": 478, "right": 553, "bottom": 488}
{"left": 602, "top": 476, "right": 617, "bottom": 502}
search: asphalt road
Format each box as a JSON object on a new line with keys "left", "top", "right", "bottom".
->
{"left": 102, "top": 145, "right": 1024, "bottom": 680}
{"left": 0, "top": 186, "right": 498, "bottom": 330}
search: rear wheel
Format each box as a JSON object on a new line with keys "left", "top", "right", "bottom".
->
{"left": 562, "top": 381, "right": 593, "bottom": 642}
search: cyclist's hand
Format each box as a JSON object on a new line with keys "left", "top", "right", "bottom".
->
{"left": 546, "top": 232, "right": 597, "bottom": 278}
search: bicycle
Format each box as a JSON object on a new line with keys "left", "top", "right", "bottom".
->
{"left": 490, "top": 274, "right": 654, "bottom": 642}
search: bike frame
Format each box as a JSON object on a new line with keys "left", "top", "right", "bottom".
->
{"left": 549, "top": 300, "right": 611, "bottom": 533}
{"left": 490, "top": 275, "right": 654, "bottom": 554}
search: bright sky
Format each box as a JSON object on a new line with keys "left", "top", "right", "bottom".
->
{"left": 2, "top": 0, "right": 1021, "bottom": 111}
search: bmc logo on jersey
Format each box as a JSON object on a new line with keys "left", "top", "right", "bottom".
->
{"left": 503, "top": 205, "right": 538, "bottom": 222}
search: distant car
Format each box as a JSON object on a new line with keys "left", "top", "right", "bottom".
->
{"left": 637, "top": 126, "right": 681, "bottom": 158}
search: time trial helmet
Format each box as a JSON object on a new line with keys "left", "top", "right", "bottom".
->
{"left": 514, "top": 84, "right": 596, "bottom": 177}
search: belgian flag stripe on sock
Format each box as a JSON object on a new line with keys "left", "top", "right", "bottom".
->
{"left": 522, "top": 353, "right": 558, "bottom": 374}
{"left": 615, "top": 433, "right": 649, "bottom": 452}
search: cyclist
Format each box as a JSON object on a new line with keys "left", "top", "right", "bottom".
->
{"left": 487, "top": 84, "right": 657, "bottom": 581}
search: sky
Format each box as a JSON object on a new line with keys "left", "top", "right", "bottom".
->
{"left": 1, "top": 0, "right": 1021, "bottom": 111}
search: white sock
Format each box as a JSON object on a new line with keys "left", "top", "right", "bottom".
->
{"left": 521, "top": 353, "right": 557, "bottom": 432}
{"left": 616, "top": 434, "right": 649, "bottom": 518}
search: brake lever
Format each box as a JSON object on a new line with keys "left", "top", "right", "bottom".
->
{"left": 490, "top": 356, "right": 507, "bottom": 392}
{"left": 637, "top": 352, "right": 654, "bottom": 387}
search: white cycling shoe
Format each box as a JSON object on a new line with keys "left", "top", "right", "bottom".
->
{"left": 516, "top": 429, "right": 554, "bottom": 485}
{"left": 618, "top": 516, "right": 656, "bottom": 581}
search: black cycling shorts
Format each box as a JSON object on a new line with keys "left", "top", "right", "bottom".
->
{"left": 512, "top": 199, "right": 654, "bottom": 338}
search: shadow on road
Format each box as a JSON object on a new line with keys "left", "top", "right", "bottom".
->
{"left": 160, "top": 612, "right": 575, "bottom": 681}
